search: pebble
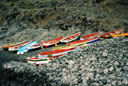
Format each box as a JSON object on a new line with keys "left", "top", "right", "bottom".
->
{"left": 87, "top": 73, "right": 94, "bottom": 79}
{"left": 122, "top": 77, "right": 128, "bottom": 85}
{"left": 109, "top": 66, "right": 114, "bottom": 71}
{"left": 104, "top": 69, "right": 108, "bottom": 74}
{"left": 102, "top": 52, "right": 107, "bottom": 57}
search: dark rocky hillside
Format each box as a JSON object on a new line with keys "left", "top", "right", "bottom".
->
{"left": 0, "top": 0, "right": 128, "bottom": 45}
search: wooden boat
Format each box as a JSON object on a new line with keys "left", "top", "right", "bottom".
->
{"left": 2, "top": 41, "right": 25, "bottom": 50}
{"left": 60, "top": 32, "right": 80, "bottom": 43}
{"left": 38, "top": 47, "right": 80, "bottom": 58}
{"left": 100, "top": 28, "right": 124, "bottom": 39}
{"left": 27, "top": 41, "right": 44, "bottom": 51}
{"left": 53, "top": 45, "right": 79, "bottom": 50}
{"left": 67, "top": 37, "right": 99, "bottom": 46}
{"left": 43, "top": 36, "right": 64, "bottom": 47}
{"left": 27, "top": 57, "right": 53, "bottom": 65}
{"left": 8, "top": 41, "right": 31, "bottom": 52}
{"left": 111, "top": 33, "right": 128, "bottom": 37}
{"left": 80, "top": 32, "right": 100, "bottom": 40}
{"left": 17, "top": 41, "right": 38, "bottom": 54}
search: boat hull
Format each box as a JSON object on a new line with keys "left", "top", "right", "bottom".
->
{"left": 111, "top": 33, "right": 128, "bottom": 37}
{"left": 2, "top": 42, "right": 25, "bottom": 50}
{"left": 81, "top": 32, "right": 100, "bottom": 40}
{"left": 100, "top": 28, "right": 124, "bottom": 39}
{"left": 43, "top": 36, "right": 64, "bottom": 47}
{"left": 27, "top": 57, "right": 54, "bottom": 65}
{"left": 38, "top": 47, "right": 80, "bottom": 58}
{"left": 17, "top": 41, "right": 38, "bottom": 54}
{"left": 8, "top": 41, "right": 31, "bottom": 52}
{"left": 53, "top": 45, "right": 78, "bottom": 50}
{"left": 67, "top": 37, "right": 99, "bottom": 46}
{"left": 60, "top": 32, "right": 80, "bottom": 43}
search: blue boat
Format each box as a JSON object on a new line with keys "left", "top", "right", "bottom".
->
{"left": 17, "top": 41, "right": 38, "bottom": 54}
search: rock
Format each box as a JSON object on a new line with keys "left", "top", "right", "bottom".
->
{"left": 109, "top": 66, "right": 114, "bottom": 71}
{"left": 104, "top": 69, "right": 108, "bottom": 74}
{"left": 102, "top": 52, "right": 107, "bottom": 57}
{"left": 87, "top": 73, "right": 94, "bottom": 79}
{"left": 114, "top": 61, "right": 119, "bottom": 66}
{"left": 124, "top": 66, "right": 128, "bottom": 71}
{"left": 122, "top": 77, "right": 128, "bottom": 85}
{"left": 111, "top": 80, "right": 116, "bottom": 85}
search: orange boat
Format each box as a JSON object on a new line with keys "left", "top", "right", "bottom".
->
{"left": 2, "top": 41, "right": 27, "bottom": 50}
{"left": 100, "top": 28, "right": 124, "bottom": 39}
{"left": 60, "top": 32, "right": 80, "bottom": 43}
{"left": 8, "top": 41, "right": 31, "bottom": 52}
{"left": 43, "top": 36, "right": 64, "bottom": 47}
{"left": 111, "top": 33, "right": 128, "bottom": 37}
{"left": 81, "top": 32, "right": 100, "bottom": 40}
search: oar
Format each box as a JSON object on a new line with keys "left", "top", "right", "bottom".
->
{"left": 55, "top": 43, "right": 58, "bottom": 47}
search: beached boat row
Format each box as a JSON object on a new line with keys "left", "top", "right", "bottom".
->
{"left": 2, "top": 28, "right": 128, "bottom": 65}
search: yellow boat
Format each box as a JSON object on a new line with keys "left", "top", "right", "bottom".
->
{"left": 53, "top": 45, "right": 78, "bottom": 50}
{"left": 111, "top": 33, "right": 128, "bottom": 37}
{"left": 53, "top": 43, "right": 87, "bottom": 50}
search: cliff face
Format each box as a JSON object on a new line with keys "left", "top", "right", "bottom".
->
{"left": 0, "top": 0, "right": 128, "bottom": 44}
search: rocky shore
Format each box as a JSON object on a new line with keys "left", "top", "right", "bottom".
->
{"left": 0, "top": 37, "right": 128, "bottom": 86}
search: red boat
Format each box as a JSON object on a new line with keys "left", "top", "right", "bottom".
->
{"left": 67, "top": 37, "right": 99, "bottom": 46}
{"left": 27, "top": 57, "right": 54, "bottom": 65}
{"left": 43, "top": 36, "right": 64, "bottom": 47}
{"left": 100, "top": 28, "right": 124, "bottom": 39}
{"left": 81, "top": 32, "right": 100, "bottom": 40}
{"left": 60, "top": 32, "right": 80, "bottom": 43}
{"left": 38, "top": 47, "right": 77, "bottom": 58}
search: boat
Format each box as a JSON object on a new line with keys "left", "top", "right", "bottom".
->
{"left": 2, "top": 41, "right": 25, "bottom": 50}
{"left": 53, "top": 45, "right": 79, "bottom": 50}
{"left": 111, "top": 33, "right": 128, "bottom": 37}
{"left": 100, "top": 28, "right": 124, "bottom": 39}
{"left": 43, "top": 36, "right": 64, "bottom": 47}
{"left": 60, "top": 32, "right": 80, "bottom": 43}
{"left": 8, "top": 41, "right": 31, "bottom": 52}
{"left": 80, "top": 32, "right": 100, "bottom": 40}
{"left": 67, "top": 37, "right": 99, "bottom": 46}
{"left": 27, "top": 41, "right": 44, "bottom": 51}
{"left": 17, "top": 41, "right": 38, "bottom": 54}
{"left": 38, "top": 47, "right": 80, "bottom": 58}
{"left": 27, "top": 57, "right": 53, "bottom": 65}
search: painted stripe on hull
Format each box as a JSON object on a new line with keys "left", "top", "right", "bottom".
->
{"left": 38, "top": 47, "right": 80, "bottom": 58}
{"left": 43, "top": 36, "right": 64, "bottom": 47}
{"left": 81, "top": 32, "right": 100, "bottom": 39}
{"left": 38, "top": 49, "right": 75, "bottom": 58}
{"left": 28, "top": 60, "right": 50, "bottom": 64}
{"left": 111, "top": 33, "right": 128, "bottom": 37}
{"left": 61, "top": 32, "right": 80, "bottom": 43}
{"left": 67, "top": 38, "right": 99, "bottom": 45}
{"left": 17, "top": 41, "right": 38, "bottom": 54}
{"left": 87, "top": 39, "right": 99, "bottom": 44}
